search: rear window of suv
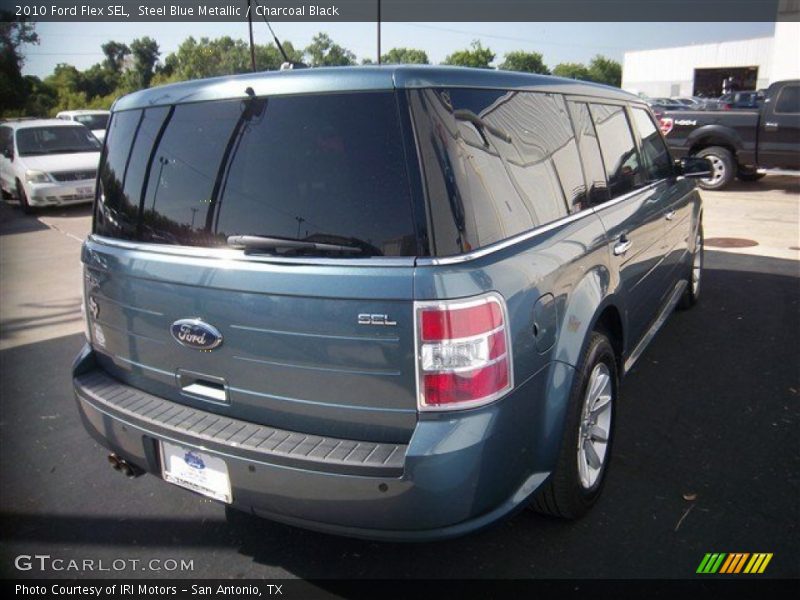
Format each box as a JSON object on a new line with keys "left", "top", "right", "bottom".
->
{"left": 95, "top": 92, "right": 419, "bottom": 257}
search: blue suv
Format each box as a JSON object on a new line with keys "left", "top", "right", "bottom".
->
{"left": 73, "top": 66, "right": 709, "bottom": 540}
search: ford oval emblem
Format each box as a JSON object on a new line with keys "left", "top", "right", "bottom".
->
{"left": 184, "top": 451, "right": 205, "bottom": 470}
{"left": 170, "top": 318, "right": 223, "bottom": 351}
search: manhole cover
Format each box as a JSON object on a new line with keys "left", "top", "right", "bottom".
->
{"left": 705, "top": 237, "right": 759, "bottom": 248}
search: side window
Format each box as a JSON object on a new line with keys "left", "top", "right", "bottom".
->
{"left": 96, "top": 108, "right": 171, "bottom": 240}
{"left": 631, "top": 107, "right": 673, "bottom": 181}
{"left": 774, "top": 85, "right": 800, "bottom": 114}
{"left": 589, "top": 103, "right": 646, "bottom": 199}
{"left": 568, "top": 102, "right": 609, "bottom": 206}
{"left": 409, "top": 88, "right": 574, "bottom": 256}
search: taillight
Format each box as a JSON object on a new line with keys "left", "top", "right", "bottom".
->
{"left": 659, "top": 117, "right": 674, "bottom": 136}
{"left": 415, "top": 293, "right": 513, "bottom": 411}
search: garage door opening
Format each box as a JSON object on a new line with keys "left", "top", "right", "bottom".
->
{"left": 693, "top": 66, "right": 759, "bottom": 97}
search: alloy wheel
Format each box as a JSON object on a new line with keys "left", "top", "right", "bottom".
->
{"left": 577, "top": 362, "right": 613, "bottom": 490}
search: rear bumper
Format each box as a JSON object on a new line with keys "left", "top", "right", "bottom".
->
{"left": 73, "top": 344, "right": 569, "bottom": 541}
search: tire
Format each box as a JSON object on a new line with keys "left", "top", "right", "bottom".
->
{"left": 532, "top": 331, "right": 617, "bottom": 519}
{"left": 16, "top": 180, "right": 34, "bottom": 215}
{"left": 695, "top": 146, "right": 735, "bottom": 190}
{"left": 736, "top": 166, "right": 766, "bottom": 182}
{"left": 678, "top": 222, "right": 703, "bottom": 310}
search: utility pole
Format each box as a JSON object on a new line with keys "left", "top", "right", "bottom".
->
{"left": 377, "top": 0, "right": 381, "bottom": 65}
{"left": 248, "top": 0, "right": 256, "bottom": 72}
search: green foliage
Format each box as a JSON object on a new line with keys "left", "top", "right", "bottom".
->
{"left": 499, "top": 51, "right": 550, "bottom": 74}
{"left": 101, "top": 41, "right": 130, "bottom": 73}
{"left": 443, "top": 40, "right": 494, "bottom": 69}
{"left": 552, "top": 62, "right": 592, "bottom": 81}
{"left": 552, "top": 56, "right": 621, "bottom": 87}
{"left": 128, "top": 37, "right": 160, "bottom": 88}
{"left": 588, "top": 55, "right": 622, "bottom": 87}
{"left": 3, "top": 27, "right": 622, "bottom": 121}
{"left": 304, "top": 33, "right": 356, "bottom": 67}
{"left": 381, "top": 47, "right": 429, "bottom": 65}
{"left": 0, "top": 13, "right": 39, "bottom": 114}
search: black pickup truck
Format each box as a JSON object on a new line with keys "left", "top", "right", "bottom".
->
{"left": 660, "top": 79, "right": 799, "bottom": 190}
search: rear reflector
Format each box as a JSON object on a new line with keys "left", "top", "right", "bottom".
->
{"left": 415, "top": 293, "right": 513, "bottom": 411}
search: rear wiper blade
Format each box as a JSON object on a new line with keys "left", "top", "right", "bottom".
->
{"left": 227, "top": 235, "right": 363, "bottom": 254}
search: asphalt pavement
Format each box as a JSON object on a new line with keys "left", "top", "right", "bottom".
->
{"left": 0, "top": 179, "right": 798, "bottom": 580}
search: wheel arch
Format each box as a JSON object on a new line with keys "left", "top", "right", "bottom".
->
{"left": 553, "top": 265, "right": 625, "bottom": 372}
{"left": 687, "top": 127, "right": 741, "bottom": 159}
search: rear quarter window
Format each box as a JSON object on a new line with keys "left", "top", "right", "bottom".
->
{"left": 410, "top": 88, "right": 580, "bottom": 257}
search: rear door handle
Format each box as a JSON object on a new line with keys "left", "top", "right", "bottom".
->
{"left": 764, "top": 121, "right": 779, "bottom": 131}
{"left": 613, "top": 236, "right": 632, "bottom": 256}
{"left": 665, "top": 210, "right": 676, "bottom": 221}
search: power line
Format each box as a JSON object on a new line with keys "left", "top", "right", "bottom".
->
{"left": 399, "top": 23, "right": 628, "bottom": 51}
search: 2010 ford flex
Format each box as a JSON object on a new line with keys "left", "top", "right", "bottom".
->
{"left": 73, "top": 66, "right": 708, "bottom": 540}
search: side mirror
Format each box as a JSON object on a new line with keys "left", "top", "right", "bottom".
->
{"left": 2, "top": 148, "right": 12, "bottom": 160}
{"left": 676, "top": 157, "right": 712, "bottom": 179}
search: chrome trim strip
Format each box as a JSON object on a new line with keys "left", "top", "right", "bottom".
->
{"left": 415, "top": 181, "right": 664, "bottom": 267}
{"left": 592, "top": 180, "right": 663, "bottom": 212}
{"left": 415, "top": 207, "right": 595, "bottom": 266}
{"left": 624, "top": 279, "right": 687, "bottom": 374}
{"left": 87, "top": 235, "right": 416, "bottom": 268}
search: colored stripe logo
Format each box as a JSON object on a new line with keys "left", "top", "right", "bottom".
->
{"left": 697, "top": 553, "right": 773, "bottom": 574}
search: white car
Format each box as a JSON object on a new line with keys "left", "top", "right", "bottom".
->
{"left": 56, "top": 110, "right": 110, "bottom": 142}
{"left": 0, "top": 119, "right": 102, "bottom": 213}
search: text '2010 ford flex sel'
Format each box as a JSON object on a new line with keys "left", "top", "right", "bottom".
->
{"left": 73, "top": 66, "right": 709, "bottom": 541}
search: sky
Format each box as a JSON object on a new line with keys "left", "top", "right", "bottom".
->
{"left": 21, "top": 21, "right": 775, "bottom": 78}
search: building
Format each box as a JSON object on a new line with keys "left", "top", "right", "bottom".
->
{"left": 622, "top": 5, "right": 800, "bottom": 98}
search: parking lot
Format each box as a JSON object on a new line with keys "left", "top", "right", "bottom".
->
{"left": 0, "top": 177, "right": 798, "bottom": 579}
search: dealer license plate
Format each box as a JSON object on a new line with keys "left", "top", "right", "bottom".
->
{"left": 160, "top": 441, "right": 232, "bottom": 503}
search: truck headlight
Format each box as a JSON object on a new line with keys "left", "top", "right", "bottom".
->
{"left": 25, "top": 170, "right": 53, "bottom": 184}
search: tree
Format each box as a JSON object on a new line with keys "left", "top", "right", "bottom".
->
{"left": 499, "top": 50, "right": 550, "bottom": 74}
{"left": 101, "top": 41, "right": 130, "bottom": 73}
{"left": 588, "top": 55, "right": 622, "bottom": 87}
{"left": 552, "top": 62, "right": 591, "bottom": 81}
{"left": 82, "top": 63, "right": 119, "bottom": 98}
{"left": 21, "top": 75, "right": 57, "bottom": 116}
{"left": 443, "top": 40, "right": 494, "bottom": 69}
{"left": 44, "top": 63, "right": 89, "bottom": 112}
{"left": 381, "top": 47, "right": 429, "bottom": 65}
{"left": 304, "top": 33, "right": 355, "bottom": 67}
{"left": 127, "top": 37, "right": 160, "bottom": 89}
{"left": 255, "top": 41, "right": 303, "bottom": 71}
{"left": 0, "top": 14, "right": 39, "bottom": 114}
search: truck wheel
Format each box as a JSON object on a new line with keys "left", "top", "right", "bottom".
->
{"left": 531, "top": 331, "right": 617, "bottom": 519}
{"left": 678, "top": 222, "right": 703, "bottom": 310}
{"left": 695, "top": 146, "right": 735, "bottom": 190}
{"left": 16, "top": 180, "right": 35, "bottom": 215}
{"left": 737, "top": 166, "right": 766, "bottom": 182}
